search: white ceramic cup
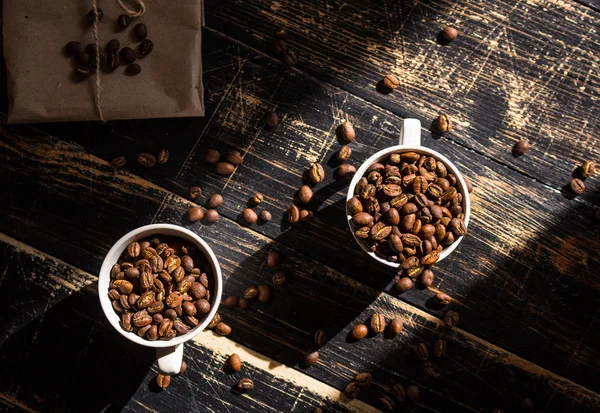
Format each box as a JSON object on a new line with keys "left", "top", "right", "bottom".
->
{"left": 98, "top": 224, "right": 223, "bottom": 374}
{"left": 346, "top": 119, "right": 471, "bottom": 269}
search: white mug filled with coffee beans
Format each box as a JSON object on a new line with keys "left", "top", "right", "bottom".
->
{"left": 346, "top": 119, "right": 470, "bottom": 269}
{"left": 99, "top": 224, "right": 222, "bottom": 375}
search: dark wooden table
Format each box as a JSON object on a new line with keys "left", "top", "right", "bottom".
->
{"left": 1, "top": 0, "right": 600, "bottom": 412}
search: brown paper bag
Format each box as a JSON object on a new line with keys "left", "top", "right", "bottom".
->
{"left": 3, "top": 0, "right": 204, "bottom": 123}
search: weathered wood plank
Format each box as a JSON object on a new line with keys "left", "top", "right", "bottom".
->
{"left": 2, "top": 29, "right": 599, "bottom": 393}
{"left": 203, "top": 0, "right": 600, "bottom": 203}
{"left": 1, "top": 226, "right": 599, "bottom": 413}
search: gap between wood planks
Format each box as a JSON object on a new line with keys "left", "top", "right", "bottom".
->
{"left": 198, "top": 26, "right": 599, "bottom": 209}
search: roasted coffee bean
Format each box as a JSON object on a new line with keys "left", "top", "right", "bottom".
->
{"left": 126, "top": 63, "right": 142, "bottom": 75}
{"left": 436, "top": 113, "right": 452, "bottom": 133}
{"left": 360, "top": 184, "right": 376, "bottom": 199}
{"left": 444, "top": 310, "right": 459, "bottom": 328}
{"left": 388, "top": 317, "right": 403, "bottom": 337}
{"left": 414, "top": 342, "right": 429, "bottom": 360}
{"left": 313, "top": 329, "right": 327, "bottom": 346}
{"left": 309, "top": 163, "right": 325, "bottom": 183}
{"left": 382, "top": 184, "right": 402, "bottom": 197}
{"left": 443, "top": 231, "right": 455, "bottom": 245}
{"left": 166, "top": 291, "right": 184, "bottom": 308}
{"left": 396, "top": 276, "right": 413, "bottom": 293}
{"left": 110, "top": 155, "right": 127, "bottom": 168}
{"left": 86, "top": 8, "right": 103, "bottom": 24}
{"left": 114, "top": 279, "right": 134, "bottom": 294}
{"left": 389, "top": 234, "right": 403, "bottom": 252}
{"left": 371, "top": 222, "right": 392, "bottom": 241}
{"left": 391, "top": 383, "right": 406, "bottom": 402}
{"left": 156, "top": 374, "right": 170, "bottom": 389}
{"left": 434, "top": 291, "right": 452, "bottom": 305}
{"left": 257, "top": 285, "right": 271, "bottom": 303}
{"left": 189, "top": 283, "right": 206, "bottom": 300}
{"left": 421, "top": 269, "right": 434, "bottom": 288}
{"left": 159, "top": 319, "right": 174, "bottom": 337}
{"left": 298, "top": 185, "right": 314, "bottom": 204}
{"left": 343, "top": 382, "right": 360, "bottom": 399}
{"left": 406, "top": 385, "right": 420, "bottom": 402}
{"left": 244, "top": 286, "right": 258, "bottom": 300}
{"left": 207, "top": 313, "right": 221, "bottom": 329}
{"left": 226, "top": 353, "right": 242, "bottom": 371}
{"left": 152, "top": 313, "right": 163, "bottom": 324}
{"left": 282, "top": 50, "right": 298, "bottom": 68}
{"left": 133, "top": 23, "right": 148, "bottom": 40}
{"left": 188, "top": 186, "right": 202, "bottom": 200}
{"left": 137, "top": 324, "right": 152, "bottom": 337}
{"left": 337, "top": 121, "right": 356, "bottom": 143}
{"left": 270, "top": 38, "right": 287, "bottom": 54}
{"left": 442, "top": 26, "right": 458, "bottom": 41}
{"left": 201, "top": 149, "right": 220, "bottom": 165}
{"left": 185, "top": 315, "right": 199, "bottom": 327}
{"left": 65, "top": 41, "right": 81, "bottom": 56}
{"left": 450, "top": 218, "right": 467, "bottom": 236}
{"left": 105, "top": 39, "right": 119, "bottom": 54}
{"left": 383, "top": 74, "right": 399, "bottom": 90}
{"left": 421, "top": 248, "right": 441, "bottom": 265}
{"left": 338, "top": 164, "right": 356, "bottom": 178}
{"left": 237, "top": 378, "right": 254, "bottom": 392}
{"left": 258, "top": 210, "right": 271, "bottom": 222}
{"left": 238, "top": 297, "right": 251, "bottom": 311}
{"left": 352, "top": 324, "right": 368, "bottom": 340}
{"left": 570, "top": 178, "right": 585, "bottom": 194}
{"left": 265, "top": 110, "right": 278, "bottom": 127}
{"left": 513, "top": 140, "right": 529, "bottom": 157}
{"left": 366, "top": 197, "right": 380, "bottom": 215}
{"left": 119, "top": 47, "right": 136, "bottom": 65}
{"left": 580, "top": 160, "right": 596, "bottom": 178}
{"left": 354, "top": 372, "right": 371, "bottom": 388}
{"left": 298, "top": 209, "right": 313, "bottom": 222}
{"left": 355, "top": 226, "right": 370, "bottom": 239}
{"left": 285, "top": 204, "right": 299, "bottom": 224}
{"left": 121, "top": 312, "right": 133, "bottom": 332}
{"left": 195, "top": 299, "right": 211, "bottom": 314}
{"left": 184, "top": 206, "right": 205, "bottom": 223}
{"left": 75, "top": 65, "right": 92, "bottom": 78}
{"left": 385, "top": 208, "right": 401, "bottom": 227}
{"left": 222, "top": 150, "right": 243, "bottom": 167}
{"left": 139, "top": 39, "right": 154, "bottom": 56}
{"left": 118, "top": 14, "right": 131, "bottom": 29}
{"left": 112, "top": 299, "right": 126, "bottom": 313}
{"left": 353, "top": 212, "right": 374, "bottom": 226}
{"left": 171, "top": 266, "right": 185, "bottom": 283}
{"left": 338, "top": 145, "right": 352, "bottom": 161}
{"left": 108, "top": 289, "right": 121, "bottom": 301}
{"left": 370, "top": 313, "right": 386, "bottom": 333}
{"left": 156, "top": 148, "right": 169, "bottom": 165}
{"left": 272, "top": 272, "right": 286, "bottom": 286}
{"left": 433, "top": 339, "right": 447, "bottom": 357}
{"left": 215, "top": 161, "right": 235, "bottom": 175}
{"left": 379, "top": 395, "right": 395, "bottom": 412}
{"left": 137, "top": 152, "right": 155, "bottom": 167}
{"left": 146, "top": 325, "right": 158, "bottom": 341}
{"left": 302, "top": 350, "right": 318, "bottom": 366}
{"left": 267, "top": 251, "right": 281, "bottom": 267}
{"left": 119, "top": 295, "right": 130, "bottom": 310}
{"left": 205, "top": 193, "right": 224, "bottom": 209}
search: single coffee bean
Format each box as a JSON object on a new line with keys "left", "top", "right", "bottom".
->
{"left": 272, "top": 272, "right": 286, "bottom": 286}
{"left": 75, "top": 66, "right": 92, "bottom": 78}
{"left": 338, "top": 145, "right": 352, "bottom": 161}
{"left": 108, "top": 288, "right": 121, "bottom": 301}
{"left": 353, "top": 212, "right": 373, "bottom": 226}
{"left": 433, "top": 339, "right": 447, "bottom": 357}
{"left": 406, "top": 385, "right": 420, "bottom": 402}
{"left": 265, "top": 110, "right": 279, "bottom": 127}
{"left": 215, "top": 322, "right": 232, "bottom": 336}
{"left": 396, "top": 277, "right": 413, "bottom": 293}
{"left": 391, "top": 383, "right": 406, "bottom": 402}
{"left": 444, "top": 310, "right": 459, "bottom": 328}
{"left": 207, "top": 313, "right": 220, "bottom": 329}
{"left": 298, "top": 185, "right": 314, "bottom": 204}
{"left": 202, "top": 209, "right": 218, "bottom": 223}
{"left": 580, "top": 160, "right": 596, "bottom": 178}
{"left": 189, "top": 186, "right": 202, "bottom": 200}
{"left": 226, "top": 150, "right": 244, "bottom": 166}
{"left": 227, "top": 353, "right": 242, "bottom": 371}
{"left": 338, "top": 164, "right": 356, "bottom": 178}
{"left": 243, "top": 286, "right": 258, "bottom": 300}
{"left": 242, "top": 208, "right": 258, "bottom": 224}
{"left": 236, "top": 378, "right": 254, "bottom": 392}
{"left": 299, "top": 209, "right": 313, "bottom": 222}
{"left": 288, "top": 204, "right": 300, "bottom": 224}
{"left": 309, "top": 163, "right": 325, "bottom": 183}
{"left": 157, "top": 149, "right": 169, "bottom": 165}
{"left": 86, "top": 8, "right": 103, "bottom": 24}
{"left": 259, "top": 210, "right": 272, "bottom": 222}
{"left": 434, "top": 291, "right": 452, "bottom": 305}
{"left": 282, "top": 50, "right": 298, "bottom": 68}
{"left": 351, "top": 324, "right": 368, "bottom": 340}
{"left": 182, "top": 301, "right": 197, "bottom": 316}
{"left": 189, "top": 283, "right": 207, "bottom": 300}
{"left": 156, "top": 374, "right": 171, "bottom": 389}
{"left": 337, "top": 121, "right": 356, "bottom": 143}
{"left": 513, "top": 140, "right": 529, "bottom": 157}
{"left": 248, "top": 192, "right": 264, "bottom": 206}
{"left": 355, "top": 226, "right": 370, "bottom": 239}
{"left": 570, "top": 178, "right": 585, "bottom": 195}
{"left": 65, "top": 41, "right": 81, "bottom": 56}
{"left": 257, "top": 285, "right": 271, "bottom": 303}
{"left": 314, "top": 329, "right": 327, "bottom": 346}
{"left": 204, "top": 149, "right": 220, "bottom": 163}
{"left": 414, "top": 342, "right": 429, "bottom": 360}
{"left": 437, "top": 113, "right": 452, "bottom": 133}
{"left": 76, "top": 51, "right": 91, "bottom": 65}
{"left": 370, "top": 313, "right": 386, "bottom": 333}
{"left": 137, "top": 153, "right": 156, "bottom": 168}
{"left": 343, "top": 382, "right": 360, "bottom": 399}
{"left": 194, "top": 299, "right": 211, "bottom": 314}
{"left": 104, "top": 52, "right": 119, "bottom": 72}
{"left": 121, "top": 312, "right": 133, "bottom": 331}
{"left": 146, "top": 325, "right": 159, "bottom": 341}
{"left": 304, "top": 350, "right": 319, "bottom": 366}
{"left": 120, "top": 47, "right": 136, "bottom": 64}
{"left": 421, "top": 269, "right": 434, "bottom": 288}
{"left": 441, "top": 26, "right": 458, "bottom": 41}
{"left": 388, "top": 317, "right": 403, "bottom": 337}
{"left": 187, "top": 206, "right": 204, "bottom": 222}
{"left": 134, "top": 23, "right": 148, "bottom": 40}
{"left": 118, "top": 14, "right": 131, "bottom": 29}
{"left": 85, "top": 43, "right": 98, "bottom": 56}
{"left": 106, "top": 39, "right": 120, "bottom": 53}
{"left": 267, "top": 251, "right": 281, "bottom": 267}
{"left": 139, "top": 39, "right": 154, "bottom": 56}
{"left": 206, "top": 193, "right": 224, "bottom": 208}
{"left": 383, "top": 74, "right": 399, "bottom": 90}
{"left": 126, "top": 63, "right": 142, "bottom": 76}
{"left": 215, "top": 162, "right": 235, "bottom": 175}
{"left": 347, "top": 197, "right": 363, "bottom": 214}
{"left": 354, "top": 372, "right": 371, "bottom": 388}
{"left": 379, "top": 395, "right": 395, "bottom": 412}
{"left": 520, "top": 398, "right": 535, "bottom": 412}
{"left": 127, "top": 242, "right": 141, "bottom": 258}
{"left": 238, "top": 297, "right": 251, "bottom": 310}
{"left": 133, "top": 310, "right": 152, "bottom": 327}
{"left": 110, "top": 156, "right": 126, "bottom": 168}
{"left": 271, "top": 38, "right": 287, "bottom": 54}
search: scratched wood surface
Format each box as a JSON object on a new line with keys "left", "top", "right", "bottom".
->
{"left": 1, "top": 0, "right": 600, "bottom": 412}
{"left": 21, "top": 29, "right": 600, "bottom": 395}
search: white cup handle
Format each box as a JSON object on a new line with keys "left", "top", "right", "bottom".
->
{"left": 156, "top": 344, "right": 184, "bottom": 375}
{"left": 400, "top": 119, "right": 422, "bottom": 146}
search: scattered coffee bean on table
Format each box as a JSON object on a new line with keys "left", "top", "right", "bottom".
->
{"left": 437, "top": 113, "right": 452, "bottom": 133}
{"left": 236, "top": 378, "right": 254, "bottom": 392}
{"left": 244, "top": 286, "right": 258, "bottom": 300}
{"left": 265, "top": 110, "right": 279, "bottom": 127}
{"left": 433, "top": 339, "right": 447, "bottom": 357}
{"left": 187, "top": 207, "right": 204, "bottom": 222}
{"left": 351, "top": 324, "right": 368, "bottom": 340}
{"left": 224, "top": 296, "right": 239, "bottom": 309}
{"left": 238, "top": 297, "right": 251, "bottom": 311}
{"left": 111, "top": 156, "right": 126, "bottom": 168}
{"left": 189, "top": 186, "right": 202, "bottom": 199}
{"left": 157, "top": 149, "right": 169, "bottom": 164}
{"left": 205, "top": 209, "right": 219, "bottom": 223}
{"left": 250, "top": 192, "right": 264, "bottom": 205}
{"left": 444, "top": 310, "right": 459, "bottom": 328}
{"left": 338, "top": 145, "right": 352, "bottom": 161}
{"left": 513, "top": 140, "right": 529, "bottom": 157}
{"left": 156, "top": 374, "right": 170, "bottom": 389}
{"left": 118, "top": 14, "right": 131, "bottom": 29}
{"left": 259, "top": 210, "right": 272, "bottom": 222}
{"left": 267, "top": 251, "right": 281, "bottom": 267}
{"left": 338, "top": 164, "right": 356, "bottom": 178}
{"left": 406, "top": 385, "right": 420, "bottom": 402}
{"left": 304, "top": 350, "right": 319, "bottom": 366}
{"left": 105, "top": 53, "right": 119, "bottom": 72}
{"left": 298, "top": 185, "right": 314, "bottom": 203}
{"left": 215, "top": 162, "right": 235, "bottom": 175}
{"left": 314, "top": 329, "right": 327, "bottom": 346}
{"left": 441, "top": 26, "right": 458, "bottom": 41}
{"left": 434, "top": 291, "right": 452, "bottom": 305}
{"left": 75, "top": 66, "right": 92, "bottom": 78}
{"left": 343, "top": 382, "right": 360, "bottom": 399}
{"left": 227, "top": 353, "right": 242, "bottom": 372}
{"left": 226, "top": 150, "right": 244, "bottom": 165}
{"left": 348, "top": 151, "right": 467, "bottom": 264}
{"left": 379, "top": 395, "right": 395, "bottom": 412}
{"left": 106, "top": 39, "right": 120, "bottom": 53}
{"left": 391, "top": 383, "right": 406, "bottom": 402}
{"left": 421, "top": 269, "right": 434, "bottom": 288}
{"left": 205, "top": 149, "right": 221, "bottom": 164}
{"left": 383, "top": 74, "right": 399, "bottom": 90}
{"left": 126, "top": 63, "right": 141, "bottom": 75}
{"left": 414, "top": 342, "right": 429, "bottom": 361}
{"left": 257, "top": 285, "right": 271, "bottom": 303}
{"left": 270, "top": 38, "right": 287, "bottom": 54}
{"left": 134, "top": 23, "right": 148, "bottom": 40}
{"left": 337, "top": 121, "right": 356, "bottom": 143}
{"left": 242, "top": 208, "right": 258, "bottom": 224}
{"left": 396, "top": 276, "right": 413, "bottom": 292}
{"left": 215, "top": 322, "right": 232, "bottom": 336}
{"left": 580, "top": 160, "right": 596, "bottom": 178}
{"left": 109, "top": 235, "right": 215, "bottom": 342}
{"left": 288, "top": 205, "right": 300, "bottom": 224}
{"left": 388, "top": 317, "right": 403, "bottom": 337}
{"left": 283, "top": 50, "right": 298, "bottom": 68}
{"left": 272, "top": 272, "right": 286, "bottom": 286}
{"left": 139, "top": 39, "right": 154, "bottom": 56}
{"left": 370, "top": 313, "right": 386, "bottom": 333}
{"left": 354, "top": 372, "right": 371, "bottom": 388}
{"left": 299, "top": 209, "right": 313, "bottom": 222}
{"left": 120, "top": 47, "right": 136, "bottom": 64}
{"left": 309, "top": 163, "right": 325, "bottom": 183}
{"left": 137, "top": 152, "right": 156, "bottom": 167}
{"left": 570, "top": 178, "right": 585, "bottom": 194}
{"left": 86, "top": 8, "right": 103, "bottom": 24}
{"left": 207, "top": 193, "right": 224, "bottom": 208}
{"left": 65, "top": 41, "right": 81, "bottom": 56}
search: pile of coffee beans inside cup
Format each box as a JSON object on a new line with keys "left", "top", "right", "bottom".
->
{"left": 347, "top": 151, "right": 467, "bottom": 267}
{"left": 108, "top": 236, "right": 215, "bottom": 341}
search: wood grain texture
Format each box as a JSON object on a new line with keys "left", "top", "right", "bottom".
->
{"left": 1, "top": 226, "right": 599, "bottom": 413}
{"left": 5, "top": 30, "right": 600, "bottom": 394}
{"left": 203, "top": 0, "right": 600, "bottom": 204}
